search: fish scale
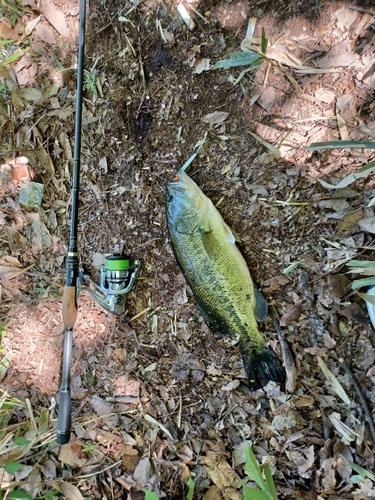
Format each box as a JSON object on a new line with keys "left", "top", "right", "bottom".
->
{"left": 166, "top": 168, "right": 286, "bottom": 390}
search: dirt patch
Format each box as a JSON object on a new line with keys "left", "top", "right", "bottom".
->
{"left": 1, "top": 0, "right": 375, "bottom": 498}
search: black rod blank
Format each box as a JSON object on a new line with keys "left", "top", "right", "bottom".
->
{"left": 57, "top": 0, "right": 86, "bottom": 445}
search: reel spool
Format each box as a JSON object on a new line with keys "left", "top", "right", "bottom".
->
{"left": 79, "top": 255, "right": 141, "bottom": 315}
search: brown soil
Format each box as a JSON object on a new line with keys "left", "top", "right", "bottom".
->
{"left": 1, "top": 0, "right": 375, "bottom": 498}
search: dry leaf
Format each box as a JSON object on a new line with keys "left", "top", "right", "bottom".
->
{"left": 298, "top": 445, "right": 315, "bottom": 473}
{"left": 336, "top": 208, "right": 363, "bottom": 234}
{"left": 58, "top": 443, "right": 87, "bottom": 468}
{"left": 258, "top": 87, "right": 276, "bottom": 112}
{"left": 113, "top": 377, "right": 140, "bottom": 397}
{"left": 200, "top": 111, "right": 229, "bottom": 126}
{"left": 358, "top": 216, "right": 375, "bottom": 234}
{"left": 60, "top": 482, "right": 84, "bottom": 500}
{"left": 133, "top": 456, "right": 152, "bottom": 488}
{"left": 221, "top": 379, "right": 240, "bottom": 391}
{"left": 194, "top": 58, "right": 211, "bottom": 74}
{"left": 279, "top": 304, "right": 302, "bottom": 327}
{"left": 317, "top": 357, "right": 351, "bottom": 405}
{"left": 315, "top": 88, "right": 335, "bottom": 104}
{"left": 25, "top": 16, "right": 42, "bottom": 36}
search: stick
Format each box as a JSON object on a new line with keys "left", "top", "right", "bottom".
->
{"left": 271, "top": 306, "right": 298, "bottom": 393}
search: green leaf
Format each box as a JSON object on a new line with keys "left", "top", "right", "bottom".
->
{"left": 0, "top": 39, "right": 16, "bottom": 47}
{"left": 1, "top": 48, "right": 27, "bottom": 66}
{"left": 186, "top": 476, "right": 195, "bottom": 500}
{"left": 356, "top": 291, "right": 375, "bottom": 306}
{"left": 347, "top": 459, "right": 375, "bottom": 481}
{"left": 38, "top": 408, "right": 49, "bottom": 435}
{"left": 7, "top": 490, "right": 34, "bottom": 500}
{"left": 348, "top": 260, "right": 375, "bottom": 268}
{"left": 351, "top": 276, "right": 375, "bottom": 290}
{"left": 4, "top": 461, "right": 23, "bottom": 474}
{"left": 233, "top": 65, "right": 262, "bottom": 84}
{"left": 263, "top": 463, "right": 278, "bottom": 500}
{"left": 14, "top": 437, "right": 30, "bottom": 446}
{"left": 214, "top": 52, "right": 264, "bottom": 69}
{"left": 243, "top": 484, "right": 271, "bottom": 500}
{"left": 144, "top": 490, "right": 160, "bottom": 500}
{"left": 282, "top": 262, "right": 299, "bottom": 274}
{"left": 358, "top": 159, "right": 375, "bottom": 172}
{"left": 261, "top": 28, "right": 268, "bottom": 55}
{"left": 304, "top": 140, "right": 375, "bottom": 150}
{"left": 245, "top": 445, "right": 267, "bottom": 492}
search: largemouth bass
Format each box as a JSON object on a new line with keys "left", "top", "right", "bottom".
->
{"left": 166, "top": 169, "right": 286, "bottom": 390}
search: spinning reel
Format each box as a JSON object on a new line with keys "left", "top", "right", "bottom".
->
{"left": 79, "top": 255, "right": 141, "bottom": 315}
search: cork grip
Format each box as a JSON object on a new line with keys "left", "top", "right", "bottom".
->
{"left": 62, "top": 286, "right": 77, "bottom": 329}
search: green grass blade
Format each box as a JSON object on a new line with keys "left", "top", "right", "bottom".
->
{"left": 347, "top": 459, "right": 375, "bottom": 481}
{"left": 261, "top": 28, "right": 268, "bottom": 54}
{"left": 304, "top": 140, "right": 375, "bottom": 150}
{"left": 358, "top": 159, "right": 375, "bottom": 172}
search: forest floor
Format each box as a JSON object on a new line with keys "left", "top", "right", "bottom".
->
{"left": 1, "top": 0, "right": 375, "bottom": 499}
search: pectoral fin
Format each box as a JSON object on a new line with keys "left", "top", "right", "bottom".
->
{"left": 223, "top": 222, "right": 236, "bottom": 244}
{"left": 254, "top": 287, "right": 268, "bottom": 322}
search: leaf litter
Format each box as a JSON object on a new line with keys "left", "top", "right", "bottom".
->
{"left": 0, "top": 1, "right": 375, "bottom": 499}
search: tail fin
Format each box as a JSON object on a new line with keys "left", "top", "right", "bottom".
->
{"left": 241, "top": 346, "right": 286, "bottom": 391}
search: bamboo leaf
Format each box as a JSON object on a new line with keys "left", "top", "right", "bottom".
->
{"left": 317, "top": 357, "right": 351, "bottom": 406}
{"left": 304, "top": 140, "right": 375, "bottom": 150}
{"left": 357, "top": 291, "right": 375, "bottom": 306}
{"left": 351, "top": 276, "right": 375, "bottom": 290}
{"left": 347, "top": 260, "right": 375, "bottom": 268}
{"left": 214, "top": 52, "right": 264, "bottom": 69}
{"left": 318, "top": 163, "right": 375, "bottom": 189}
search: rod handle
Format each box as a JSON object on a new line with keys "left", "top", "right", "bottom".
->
{"left": 56, "top": 390, "right": 71, "bottom": 445}
{"left": 62, "top": 285, "right": 77, "bottom": 329}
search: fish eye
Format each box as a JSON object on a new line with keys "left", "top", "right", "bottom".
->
{"left": 166, "top": 193, "right": 173, "bottom": 203}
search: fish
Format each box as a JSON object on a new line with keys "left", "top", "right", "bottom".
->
{"left": 166, "top": 168, "right": 286, "bottom": 390}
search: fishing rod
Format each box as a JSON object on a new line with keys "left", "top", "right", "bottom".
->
{"left": 57, "top": 0, "right": 140, "bottom": 445}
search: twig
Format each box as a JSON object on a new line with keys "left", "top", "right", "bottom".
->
{"left": 332, "top": 354, "right": 375, "bottom": 445}
{"left": 270, "top": 306, "right": 298, "bottom": 393}
{"left": 348, "top": 5, "right": 375, "bottom": 15}
{"left": 128, "top": 306, "right": 151, "bottom": 322}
